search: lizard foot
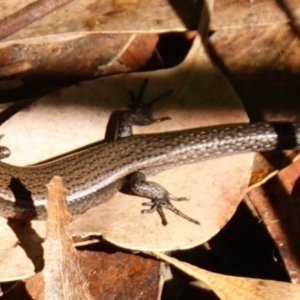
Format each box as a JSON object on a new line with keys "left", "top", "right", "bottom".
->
{"left": 142, "top": 198, "right": 200, "bottom": 226}
{"left": 129, "top": 171, "right": 200, "bottom": 226}
{"left": 117, "top": 79, "right": 172, "bottom": 138}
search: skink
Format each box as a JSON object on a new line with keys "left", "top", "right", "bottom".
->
{"left": 0, "top": 121, "right": 299, "bottom": 221}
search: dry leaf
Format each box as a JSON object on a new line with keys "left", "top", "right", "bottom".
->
{"left": 247, "top": 159, "right": 300, "bottom": 284}
{"left": 0, "top": 33, "right": 159, "bottom": 78}
{"left": 147, "top": 251, "right": 300, "bottom": 300}
{"left": 70, "top": 34, "right": 251, "bottom": 250}
{"left": 1, "top": 0, "right": 197, "bottom": 41}
{"left": 3, "top": 178, "right": 162, "bottom": 299}
{"left": 210, "top": 24, "right": 300, "bottom": 78}
{"left": 1, "top": 0, "right": 299, "bottom": 296}
{"left": 208, "top": 0, "right": 300, "bottom": 196}
{"left": 0, "top": 218, "right": 45, "bottom": 281}
{"left": 248, "top": 151, "right": 300, "bottom": 190}
{"left": 0, "top": 2, "right": 251, "bottom": 279}
{"left": 0, "top": 0, "right": 200, "bottom": 78}
{"left": 0, "top": 32, "right": 251, "bottom": 255}
{"left": 211, "top": 0, "right": 298, "bottom": 29}
{"left": 43, "top": 176, "right": 93, "bottom": 300}
{"left": 3, "top": 243, "right": 162, "bottom": 299}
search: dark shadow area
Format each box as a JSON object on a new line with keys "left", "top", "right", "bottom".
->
{"left": 208, "top": 202, "right": 289, "bottom": 280}
{"left": 7, "top": 218, "right": 44, "bottom": 273}
{"left": 3, "top": 179, "right": 44, "bottom": 273}
{"left": 0, "top": 99, "right": 34, "bottom": 125}
{"left": 162, "top": 201, "right": 290, "bottom": 300}
{"left": 0, "top": 31, "right": 194, "bottom": 107}
{"left": 140, "top": 32, "right": 195, "bottom": 72}
{"left": 8, "top": 177, "right": 37, "bottom": 220}
{"left": 79, "top": 240, "right": 162, "bottom": 261}
{"left": 168, "top": 0, "right": 202, "bottom": 30}
{"left": 9, "top": 178, "right": 34, "bottom": 206}
{"left": 227, "top": 79, "right": 300, "bottom": 123}
{"left": 274, "top": 0, "right": 300, "bottom": 38}
{"left": 1, "top": 281, "right": 34, "bottom": 300}
{"left": 104, "top": 110, "right": 123, "bottom": 141}
{"left": 290, "top": 175, "right": 300, "bottom": 252}
{"left": 79, "top": 239, "right": 137, "bottom": 254}
{"left": 250, "top": 175, "right": 300, "bottom": 273}
{"left": 163, "top": 263, "right": 220, "bottom": 300}
{"left": 0, "top": 77, "right": 76, "bottom": 103}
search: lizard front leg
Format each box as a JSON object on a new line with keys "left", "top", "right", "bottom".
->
{"left": 116, "top": 80, "right": 200, "bottom": 226}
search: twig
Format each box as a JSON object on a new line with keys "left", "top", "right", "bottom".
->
{"left": 0, "top": 0, "right": 74, "bottom": 41}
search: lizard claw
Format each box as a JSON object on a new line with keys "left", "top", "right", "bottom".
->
{"left": 127, "top": 78, "right": 172, "bottom": 126}
{"left": 142, "top": 198, "right": 200, "bottom": 226}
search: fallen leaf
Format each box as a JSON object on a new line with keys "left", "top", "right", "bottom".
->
{"left": 0, "top": 0, "right": 200, "bottom": 78}
{"left": 2, "top": 178, "right": 161, "bottom": 299}
{"left": 4, "top": 243, "right": 163, "bottom": 299}
{"left": 211, "top": 0, "right": 297, "bottom": 30}
{"left": 0, "top": 2, "right": 251, "bottom": 279}
{"left": 1, "top": 0, "right": 198, "bottom": 41}
{"left": 0, "top": 32, "right": 251, "bottom": 255}
{"left": 247, "top": 159, "right": 300, "bottom": 284}
{"left": 42, "top": 176, "right": 93, "bottom": 300}
{"left": 247, "top": 151, "right": 300, "bottom": 190}
{"left": 0, "top": 33, "right": 159, "bottom": 79}
{"left": 147, "top": 251, "right": 300, "bottom": 300}
{"left": 210, "top": 24, "right": 300, "bottom": 79}
{"left": 0, "top": 218, "right": 45, "bottom": 281}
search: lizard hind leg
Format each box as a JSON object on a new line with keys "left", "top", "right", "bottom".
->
{"left": 129, "top": 171, "right": 200, "bottom": 226}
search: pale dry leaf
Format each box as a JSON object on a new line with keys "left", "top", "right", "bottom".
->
{"left": 0, "top": 0, "right": 252, "bottom": 283}
{"left": 0, "top": 217, "right": 35, "bottom": 281}
{"left": 0, "top": 31, "right": 250, "bottom": 257}
{"left": 43, "top": 176, "right": 92, "bottom": 300}
{"left": 71, "top": 34, "right": 251, "bottom": 250}
{"left": 147, "top": 251, "right": 300, "bottom": 300}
